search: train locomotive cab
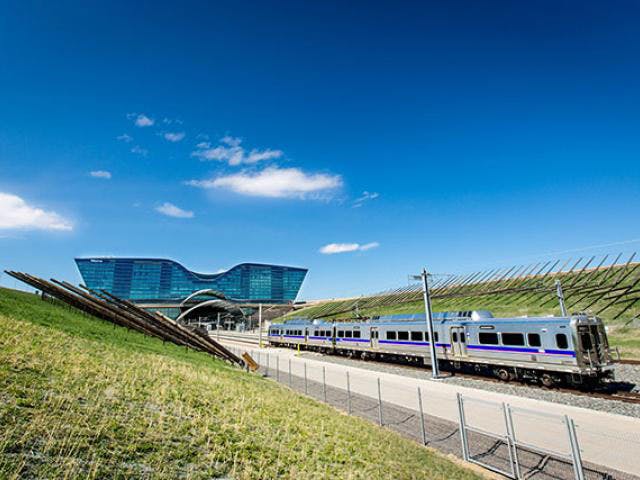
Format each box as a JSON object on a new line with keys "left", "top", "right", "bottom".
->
{"left": 572, "top": 315, "right": 615, "bottom": 384}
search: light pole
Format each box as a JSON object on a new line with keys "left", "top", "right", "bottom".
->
{"left": 417, "top": 268, "right": 440, "bottom": 379}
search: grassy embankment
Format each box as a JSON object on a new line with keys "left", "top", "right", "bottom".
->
{"left": 0, "top": 287, "right": 480, "bottom": 480}
{"left": 283, "top": 270, "right": 640, "bottom": 359}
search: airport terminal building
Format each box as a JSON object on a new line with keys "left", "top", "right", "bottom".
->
{"left": 75, "top": 257, "right": 308, "bottom": 304}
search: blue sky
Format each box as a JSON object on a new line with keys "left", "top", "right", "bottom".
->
{"left": 1, "top": 0, "right": 639, "bottom": 299}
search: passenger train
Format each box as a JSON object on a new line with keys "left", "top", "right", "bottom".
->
{"left": 268, "top": 311, "right": 615, "bottom": 387}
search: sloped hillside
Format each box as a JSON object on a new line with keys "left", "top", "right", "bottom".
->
{"left": 0, "top": 287, "right": 479, "bottom": 480}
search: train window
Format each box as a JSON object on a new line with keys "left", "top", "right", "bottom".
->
{"left": 556, "top": 334, "right": 568, "bottom": 349}
{"left": 528, "top": 333, "right": 541, "bottom": 347}
{"left": 345, "top": 331, "right": 353, "bottom": 338}
{"left": 353, "top": 330, "right": 361, "bottom": 338}
{"left": 411, "top": 331, "right": 423, "bottom": 341}
{"left": 326, "top": 331, "right": 331, "bottom": 337}
{"left": 387, "top": 331, "right": 397, "bottom": 340}
{"left": 452, "top": 332, "right": 458, "bottom": 343}
{"left": 337, "top": 330, "right": 344, "bottom": 337}
{"left": 501, "top": 333, "right": 525, "bottom": 346}
{"left": 434, "top": 332, "right": 439, "bottom": 342}
{"left": 460, "top": 333, "right": 465, "bottom": 343}
{"left": 479, "top": 332, "right": 499, "bottom": 345}
{"left": 398, "top": 331, "right": 409, "bottom": 341}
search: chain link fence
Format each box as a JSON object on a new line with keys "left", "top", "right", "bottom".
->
{"left": 229, "top": 346, "right": 638, "bottom": 480}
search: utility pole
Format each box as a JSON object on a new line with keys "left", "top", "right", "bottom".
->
{"left": 420, "top": 268, "right": 440, "bottom": 379}
{"left": 216, "top": 312, "right": 220, "bottom": 341}
{"left": 556, "top": 280, "right": 568, "bottom": 317}
{"left": 258, "top": 303, "right": 263, "bottom": 348}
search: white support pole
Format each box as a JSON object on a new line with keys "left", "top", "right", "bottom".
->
{"left": 417, "top": 386, "right": 427, "bottom": 445}
{"left": 304, "top": 362, "right": 308, "bottom": 395}
{"left": 377, "top": 377, "right": 383, "bottom": 426}
{"left": 565, "top": 416, "right": 585, "bottom": 480}
{"left": 322, "top": 366, "right": 327, "bottom": 402}
{"left": 258, "top": 303, "right": 263, "bottom": 347}
{"left": 346, "top": 371, "right": 352, "bottom": 414}
{"left": 421, "top": 268, "right": 440, "bottom": 379}
{"left": 556, "top": 280, "right": 568, "bottom": 317}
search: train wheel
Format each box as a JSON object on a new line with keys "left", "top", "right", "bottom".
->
{"left": 540, "top": 374, "right": 555, "bottom": 388}
{"left": 495, "top": 368, "right": 511, "bottom": 382}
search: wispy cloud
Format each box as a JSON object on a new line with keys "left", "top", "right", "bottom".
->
{"left": 191, "top": 135, "right": 283, "bottom": 166}
{"left": 130, "top": 145, "right": 148, "bottom": 156}
{"left": 163, "top": 132, "right": 186, "bottom": 143}
{"left": 127, "top": 113, "right": 155, "bottom": 127}
{"left": 353, "top": 191, "right": 379, "bottom": 208}
{"left": 155, "top": 202, "right": 194, "bottom": 218}
{"left": 0, "top": 192, "right": 73, "bottom": 231}
{"left": 89, "top": 170, "right": 112, "bottom": 179}
{"left": 116, "top": 133, "right": 133, "bottom": 143}
{"left": 187, "top": 166, "right": 342, "bottom": 199}
{"left": 319, "top": 242, "right": 380, "bottom": 255}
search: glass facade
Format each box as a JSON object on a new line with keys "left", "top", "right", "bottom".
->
{"left": 75, "top": 257, "right": 307, "bottom": 303}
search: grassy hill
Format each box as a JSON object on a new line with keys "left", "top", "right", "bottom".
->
{"left": 284, "top": 264, "right": 640, "bottom": 359}
{"left": 0, "top": 287, "right": 480, "bottom": 480}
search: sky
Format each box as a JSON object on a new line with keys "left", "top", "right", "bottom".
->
{"left": 1, "top": 0, "right": 639, "bottom": 299}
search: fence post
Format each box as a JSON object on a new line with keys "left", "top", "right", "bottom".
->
{"left": 565, "top": 416, "right": 585, "bottom": 480}
{"left": 322, "top": 366, "right": 327, "bottom": 402}
{"left": 504, "top": 404, "right": 521, "bottom": 479}
{"left": 266, "top": 353, "right": 270, "bottom": 377}
{"left": 346, "top": 371, "right": 352, "bottom": 414}
{"left": 288, "top": 359, "right": 292, "bottom": 387}
{"left": 377, "top": 378, "right": 383, "bottom": 426}
{"left": 304, "top": 362, "right": 308, "bottom": 395}
{"left": 417, "top": 387, "right": 427, "bottom": 445}
{"left": 456, "top": 393, "right": 470, "bottom": 461}
{"left": 502, "top": 403, "right": 519, "bottom": 479}
{"left": 276, "top": 356, "right": 280, "bottom": 382}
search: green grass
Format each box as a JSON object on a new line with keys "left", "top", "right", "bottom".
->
{"left": 0, "top": 288, "right": 480, "bottom": 480}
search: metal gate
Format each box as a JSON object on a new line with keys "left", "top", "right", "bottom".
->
{"left": 457, "top": 394, "right": 585, "bottom": 480}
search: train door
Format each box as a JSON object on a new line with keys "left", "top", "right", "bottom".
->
{"left": 450, "top": 326, "right": 467, "bottom": 357}
{"left": 370, "top": 327, "right": 379, "bottom": 349}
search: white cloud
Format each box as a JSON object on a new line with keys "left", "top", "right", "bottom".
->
{"left": 127, "top": 113, "right": 155, "bottom": 127}
{"left": 116, "top": 133, "right": 133, "bottom": 143}
{"left": 191, "top": 135, "right": 283, "bottom": 166}
{"left": 89, "top": 170, "right": 112, "bottom": 179}
{"left": 0, "top": 192, "right": 73, "bottom": 231}
{"left": 319, "top": 242, "right": 380, "bottom": 255}
{"left": 163, "top": 132, "right": 186, "bottom": 142}
{"left": 130, "top": 145, "right": 148, "bottom": 156}
{"left": 155, "top": 202, "right": 194, "bottom": 218}
{"left": 187, "top": 166, "right": 342, "bottom": 199}
{"left": 352, "top": 191, "right": 379, "bottom": 208}
{"left": 135, "top": 114, "right": 154, "bottom": 127}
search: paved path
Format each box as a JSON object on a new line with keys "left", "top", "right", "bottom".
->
{"left": 222, "top": 340, "right": 640, "bottom": 477}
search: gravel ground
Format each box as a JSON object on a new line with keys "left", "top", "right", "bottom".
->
{"left": 297, "top": 352, "right": 640, "bottom": 418}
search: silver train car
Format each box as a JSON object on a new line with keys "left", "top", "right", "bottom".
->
{"left": 268, "top": 311, "right": 615, "bottom": 387}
